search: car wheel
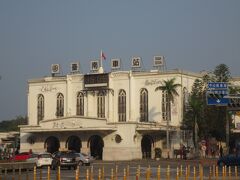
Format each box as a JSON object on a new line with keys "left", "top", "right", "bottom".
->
{"left": 78, "top": 161, "right": 83, "bottom": 166}
{"left": 51, "top": 164, "right": 55, "bottom": 170}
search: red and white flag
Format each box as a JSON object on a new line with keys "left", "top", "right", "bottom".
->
{"left": 101, "top": 51, "right": 106, "bottom": 60}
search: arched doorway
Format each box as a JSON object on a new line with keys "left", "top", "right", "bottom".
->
{"left": 88, "top": 135, "right": 104, "bottom": 160}
{"left": 66, "top": 136, "right": 82, "bottom": 153}
{"left": 44, "top": 136, "right": 60, "bottom": 153}
{"left": 141, "top": 135, "right": 153, "bottom": 159}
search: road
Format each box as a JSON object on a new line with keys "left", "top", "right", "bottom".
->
{"left": 1, "top": 159, "right": 240, "bottom": 179}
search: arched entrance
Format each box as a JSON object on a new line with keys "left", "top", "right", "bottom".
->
{"left": 44, "top": 136, "right": 60, "bottom": 153}
{"left": 88, "top": 135, "right": 104, "bottom": 160}
{"left": 66, "top": 136, "right": 82, "bottom": 153}
{"left": 141, "top": 135, "right": 153, "bottom": 159}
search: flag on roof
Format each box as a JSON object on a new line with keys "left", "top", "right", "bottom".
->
{"left": 101, "top": 51, "right": 106, "bottom": 60}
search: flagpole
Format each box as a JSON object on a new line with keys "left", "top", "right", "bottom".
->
{"left": 100, "top": 50, "right": 103, "bottom": 68}
{"left": 99, "top": 50, "right": 104, "bottom": 73}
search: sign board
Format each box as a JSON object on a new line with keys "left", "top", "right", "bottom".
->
{"left": 207, "top": 82, "right": 229, "bottom": 105}
{"left": 111, "top": 59, "right": 121, "bottom": 70}
{"left": 84, "top": 73, "right": 109, "bottom": 88}
{"left": 90, "top": 61, "right": 99, "bottom": 71}
{"left": 131, "top": 57, "right": 141, "bottom": 68}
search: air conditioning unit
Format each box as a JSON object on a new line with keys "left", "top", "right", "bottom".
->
{"left": 154, "top": 56, "right": 164, "bottom": 66}
{"left": 131, "top": 57, "right": 141, "bottom": 68}
{"left": 51, "top": 64, "right": 60, "bottom": 74}
{"left": 71, "top": 62, "right": 80, "bottom": 73}
{"left": 91, "top": 61, "right": 99, "bottom": 71}
{"left": 111, "top": 59, "right": 120, "bottom": 69}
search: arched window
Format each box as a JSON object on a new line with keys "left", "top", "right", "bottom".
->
{"left": 162, "top": 90, "right": 170, "bottom": 121}
{"left": 56, "top": 93, "right": 64, "bottom": 117}
{"left": 37, "top": 94, "right": 44, "bottom": 122}
{"left": 76, "top": 92, "right": 84, "bottom": 116}
{"left": 118, "top": 89, "right": 126, "bottom": 122}
{"left": 140, "top": 88, "right": 148, "bottom": 122}
{"left": 183, "top": 87, "right": 189, "bottom": 113}
{"left": 97, "top": 91, "right": 105, "bottom": 118}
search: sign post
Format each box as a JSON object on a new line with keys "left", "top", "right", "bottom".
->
{"left": 207, "top": 82, "right": 230, "bottom": 153}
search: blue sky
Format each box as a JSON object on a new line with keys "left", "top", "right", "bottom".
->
{"left": 0, "top": 0, "right": 240, "bottom": 120}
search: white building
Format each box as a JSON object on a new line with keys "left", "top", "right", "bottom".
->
{"left": 20, "top": 66, "right": 201, "bottom": 160}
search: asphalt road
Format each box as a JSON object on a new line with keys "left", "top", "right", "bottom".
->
{"left": 1, "top": 159, "right": 240, "bottom": 180}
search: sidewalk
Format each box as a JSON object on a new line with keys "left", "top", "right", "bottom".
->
{"left": 93, "top": 157, "right": 218, "bottom": 166}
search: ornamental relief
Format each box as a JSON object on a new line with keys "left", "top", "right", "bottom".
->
{"left": 144, "top": 79, "right": 162, "bottom": 86}
{"left": 40, "top": 85, "right": 57, "bottom": 92}
{"left": 52, "top": 120, "right": 82, "bottom": 129}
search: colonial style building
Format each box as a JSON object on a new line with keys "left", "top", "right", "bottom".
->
{"left": 20, "top": 66, "right": 202, "bottom": 160}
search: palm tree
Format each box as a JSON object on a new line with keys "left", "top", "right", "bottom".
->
{"left": 188, "top": 95, "right": 203, "bottom": 153}
{"left": 155, "top": 78, "right": 181, "bottom": 157}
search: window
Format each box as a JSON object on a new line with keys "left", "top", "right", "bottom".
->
{"left": 37, "top": 94, "right": 44, "bottom": 122}
{"left": 118, "top": 90, "right": 126, "bottom": 122}
{"left": 97, "top": 91, "right": 105, "bottom": 118}
{"left": 162, "top": 90, "right": 170, "bottom": 121}
{"left": 183, "top": 87, "right": 189, "bottom": 112}
{"left": 56, "top": 93, "right": 64, "bottom": 117}
{"left": 140, "top": 88, "right": 148, "bottom": 122}
{"left": 76, "top": 92, "right": 84, "bottom": 116}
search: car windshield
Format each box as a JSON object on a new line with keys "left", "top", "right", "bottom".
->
{"left": 39, "top": 154, "right": 51, "bottom": 158}
{"left": 30, "top": 154, "right": 38, "bottom": 158}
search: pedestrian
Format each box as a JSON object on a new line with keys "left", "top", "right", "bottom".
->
{"left": 219, "top": 145, "right": 223, "bottom": 157}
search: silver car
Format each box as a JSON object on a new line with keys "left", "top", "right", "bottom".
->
{"left": 75, "top": 153, "right": 94, "bottom": 166}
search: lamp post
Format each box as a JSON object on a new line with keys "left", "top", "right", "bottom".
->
{"left": 194, "top": 116, "right": 199, "bottom": 155}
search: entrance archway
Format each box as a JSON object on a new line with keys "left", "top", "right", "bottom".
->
{"left": 88, "top": 135, "right": 104, "bottom": 160}
{"left": 66, "top": 136, "right": 81, "bottom": 153}
{"left": 44, "top": 136, "right": 60, "bottom": 153}
{"left": 141, "top": 135, "right": 153, "bottom": 159}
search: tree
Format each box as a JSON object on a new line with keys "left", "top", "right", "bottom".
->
{"left": 213, "top": 64, "right": 231, "bottom": 82}
{"left": 213, "top": 64, "right": 231, "bottom": 152}
{"left": 183, "top": 78, "right": 204, "bottom": 153}
{"left": 0, "top": 116, "right": 27, "bottom": 132}
{"left": 155, "top": 78, "right": 181, "bottom": 156}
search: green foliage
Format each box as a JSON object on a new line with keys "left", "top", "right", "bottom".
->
{"left": 213, "top": 64, "right": 231, "bottom": 82}
{"left": 0, "top": 116, "right": 27, "bottom": 132}
{"left": 183, "top": 63, "right": 232, "bottom": 142}
{"left": 155, "top": 78, "right": 181, "bottom": 103}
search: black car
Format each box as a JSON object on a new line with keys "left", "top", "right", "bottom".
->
{"left": 51, "top": 151, "right": 78, "bottom": 170}
{"left": 217, "top": 154, "right": 240, "bottom": 166}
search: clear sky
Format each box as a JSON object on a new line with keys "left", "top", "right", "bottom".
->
{"left": 0, "top": 0, "right": 240, "bottom": 121}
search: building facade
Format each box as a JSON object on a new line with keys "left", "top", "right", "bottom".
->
{"left": 20, "top": 69, "right": 201, "bottom": 160}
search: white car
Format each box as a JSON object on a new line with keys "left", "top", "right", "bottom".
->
{"left": 75, "top": 153, "right": 94, "bottom": 166}
{"left": 27, "top": 152, "right": 53, "bottom": 167}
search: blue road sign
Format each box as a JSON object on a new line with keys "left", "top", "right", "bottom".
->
{"left": 207, "top": 82, "right": 228, "bottom": 89}
{"left": 207, "top": 96, "right": 229, "bottom": 105}
{"left": 207, "top": 82, "right": 229, "bottom": 106}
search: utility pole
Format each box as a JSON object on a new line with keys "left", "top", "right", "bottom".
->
{"left": 226, "top": 107, "right": 230, "bottom": 154}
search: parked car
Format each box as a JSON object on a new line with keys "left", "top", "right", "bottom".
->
{"left": 11, "top": 152, "right": 32, "bottom": 161}
{"left": 74, "top": 153, "right": 94, "bottom": 166}
{"left": 26, "top": 152, "right": 53, "bottom": 167}
{"left": 217, "top": 154, "right": 240, "bottom": 166}
{"left": 51, "top": 151, "right": 78, "bottom": 170}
